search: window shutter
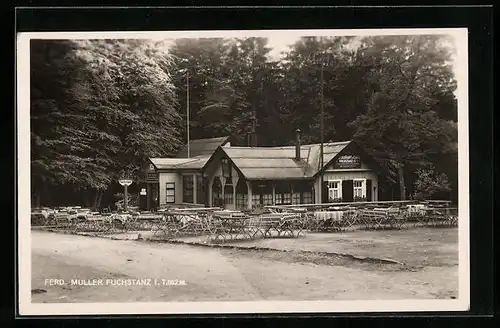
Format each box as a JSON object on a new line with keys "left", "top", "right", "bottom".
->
{"left": 342, "top": 180, "right": 354, "bottom": 202}
{"left": 322, "top": 181, "right": 329, "bottom": 203}
{"left": 366, "top": 179, "right": 372, "bottom": 201}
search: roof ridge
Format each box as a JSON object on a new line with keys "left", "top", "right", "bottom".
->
{"left": 190, "top": 136, "right": 229, "bottom": 141}
{"left": 223, "top": 140, "right": 351, "bottom": 149}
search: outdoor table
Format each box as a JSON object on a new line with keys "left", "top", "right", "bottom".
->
{"left": 96, "top": 213, "right": 134, "bottom": 234}
{"left": 131, "top": 213, "right": 165, "bottom": 231}
{"left": 359, "top": 208, "right": 389, "bottom": 230}
{"left": 71, "top": 215, "right": 107, "bottom": 233}
{"left": 258, "top": 213, "right": 303, "bottom": 237}
{"left": 208, "top": 215, "right": 254, "bottom": 243}
{"left": 312, "top": 211, "right": 345, "bottom": 231}
{"left": 425, "top": 207, "right": 457, "bottom": 227}
{"left": 172, "top": 211, "right": 210, "bottom": 237}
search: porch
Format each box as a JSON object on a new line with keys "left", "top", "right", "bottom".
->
{"left": 208, "top": 177, "right": 315, "bottom": 210}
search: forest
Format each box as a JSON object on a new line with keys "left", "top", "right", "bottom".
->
{"left": 30, "top": 35, "right": 458, "bottom": 209}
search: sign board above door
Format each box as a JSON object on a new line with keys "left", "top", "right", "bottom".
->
{"left": 334, "top": 155, "right": 361, "bottom": 169}
{"left": 145, "top": 171, "right": 159, "bottom": 183}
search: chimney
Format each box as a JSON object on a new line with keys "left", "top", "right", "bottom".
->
{"left": 295, "top": 128, "right": 301, "bottom": 161}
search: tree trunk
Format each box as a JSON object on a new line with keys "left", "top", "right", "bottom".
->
{"left": 34, "top": 182, "right": 41, "bottom": 207}
{"left": 92, "top": 189, "right": 99, "bottom": 211}
{"left": 42, "top": 181, "right": 50, "bottom": 207}
{"left": 85, "top": 189, "right": 91, "bottom": 208}
{"left": 96, "top": 191, "right": 103, "bottom": 210}
{"left": 33, "top": 191, "right": 41, "bottom": 208}
{"left": 398, "top": 164, "right": 406, "bottom": 200}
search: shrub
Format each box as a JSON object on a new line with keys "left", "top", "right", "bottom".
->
{"left": 413, "top": 165, "right": 451, "bottom": 200}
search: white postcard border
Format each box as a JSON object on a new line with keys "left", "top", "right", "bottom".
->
{"left": 17, "top": 27, "right": 470, "bottom": 315}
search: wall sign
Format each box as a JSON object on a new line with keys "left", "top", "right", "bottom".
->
{"left": 145, "top": 171, "right": 159, "bottom": 183}
{"left": 334, "top": 155, "right": 361, "bottom": 169}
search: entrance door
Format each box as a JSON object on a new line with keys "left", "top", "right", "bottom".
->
{"left": 147, "top": 183, "right": 159, "bottom": 211}
{"left": 342, "top": 180, "right": 354, "bottom": 202}
{"left": 224, "top": 183, "right": 234, "bottom": 209}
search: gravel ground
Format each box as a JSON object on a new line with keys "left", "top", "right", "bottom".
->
{"left": 30, "top": 229, "right": 459, "bottom": 303}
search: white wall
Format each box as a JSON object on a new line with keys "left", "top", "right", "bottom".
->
{"left": 158, "top": 172, "right": 182, "bottom": 205}
{"left": 314, "top": 170, "right": 379, "bottom": 201}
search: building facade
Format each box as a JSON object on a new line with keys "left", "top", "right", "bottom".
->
{"left": 144, "top": 131, "right": 383, "bottom": 210}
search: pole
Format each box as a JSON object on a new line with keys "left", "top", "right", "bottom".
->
{"left": 319, "top": 60, "right": 324, "bottom": 204}
{"left": 124, "top": 185, "right": 128, "bottom": 212}
{"left": 187, "top": 71, "right": 190, "bottom": 158}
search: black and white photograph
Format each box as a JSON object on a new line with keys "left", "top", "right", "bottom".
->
{"left": 17, "top": 28, "right": 469, "bottom": 315}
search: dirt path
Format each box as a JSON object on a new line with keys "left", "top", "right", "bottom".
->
{"left": 30, "top": 230, "right": 458, "bottom": 303}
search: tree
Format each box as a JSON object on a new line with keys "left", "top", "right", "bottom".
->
{"left": 169, "top": 38, "right": 242, "bottom": 142}
{"left": 30, "top": 39, "right": 181, "bottom": 208}
{"left": 31, "top": 39, "right": 114, "bottom": 207}
{"left": 169, "top": 37, "right": 277, "bottom": 146}
{"left": 349, "top": 35, "right": 458, "bottom": 200}
{"left": 279, "top": 36, "right": 357, "bottom": 144}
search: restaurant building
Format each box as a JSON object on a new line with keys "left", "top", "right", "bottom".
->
{"left": 145, "top": 130, "right": 383, "bottom": 210}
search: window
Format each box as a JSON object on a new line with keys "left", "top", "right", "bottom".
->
{"left": 183, "top": 175, "right": 194, "bottom": 203}
{"left": 221, "top": 158, "right": 231, "bottom": 179}
{"left": 252, "top": 193, "right": 261, "bottom": 207}
{"left": 196, "top": 176, "right": 204, "bottom": 204}
{"left": 251, "top": 182, "right": 273, "bottom": 207}
{"left": 166, "top": 183, "right": 175, "bottom": 203}
{"left": 275, "top": 182, "right": 292, "bottom": 205}
{"left": 302, "top": 191, "right": 313, "bottom": 204}
{"left": 262, "top": 193, "right": 273, "bottom": 205}
{"left": 353, "top": 179, "right": 366, "bottom": 199}
{"left": 212, "top": 177, "right": 223, "bottom": 207}
{"left": 224, "top": 184, "right": 234, "bottom": 205}
{"left": 235, "top": 179, "right": 248, "bottom": 209}
{"left": 328, "top": 180, "right": 342, "bottom": 202}
{"left": 236, "top": 193, "right": 247, "bottom": 209}
{"left": 293, "top": 181, "right": 313, "bottom": 204}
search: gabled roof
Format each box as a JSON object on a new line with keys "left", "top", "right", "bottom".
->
{"left": 219, "top": 141, "right": 352, "bottom": 180}
{"left": 150, "top": 155, "right": 210, "bottom": 170}
{"left": 176, "top": 136, "right": 230, "bottom": 158}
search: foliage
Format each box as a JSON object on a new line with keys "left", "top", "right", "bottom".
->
{"left": 30, "top": 34, "right": 459, "bottom": 207}
{"left": 30, "top": 39, "right": 181, "bottom": 208}
{"left": 412, "top": 165, "right": 452, "bottom": 200}
{"left": 348, "top": 35, "right": 458, "bottom": 198}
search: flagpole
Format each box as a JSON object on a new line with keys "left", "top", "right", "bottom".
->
{"left": 320, "top": 58, "right": 324, "bottom": 204}
{"left": 187, "top": 71, "right": 190, "bottom": 158}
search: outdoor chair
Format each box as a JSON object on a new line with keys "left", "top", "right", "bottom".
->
{"left": 359, "top": 208, "right": 398, "bottom": 230}
{"left": 341, "top": 208, "right": 360, "bottom": 230}
{"left": 257, "top": 213, "right": 303, "bottom": 238}
{"left": 207, "top": 212, "right": 253, "bottom": 243}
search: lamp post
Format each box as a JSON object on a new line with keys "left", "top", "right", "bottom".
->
{"left": 316, "top": 46, "right": 325, "bottom": 204}
{"left": 186, "top": 70, "right": 190, "bottom": 158}
{"left": 178, "top": 57, "right": 191, "bottom": 159}
{"left": 119, "top": 178, "right": 133, "bottom": 212}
